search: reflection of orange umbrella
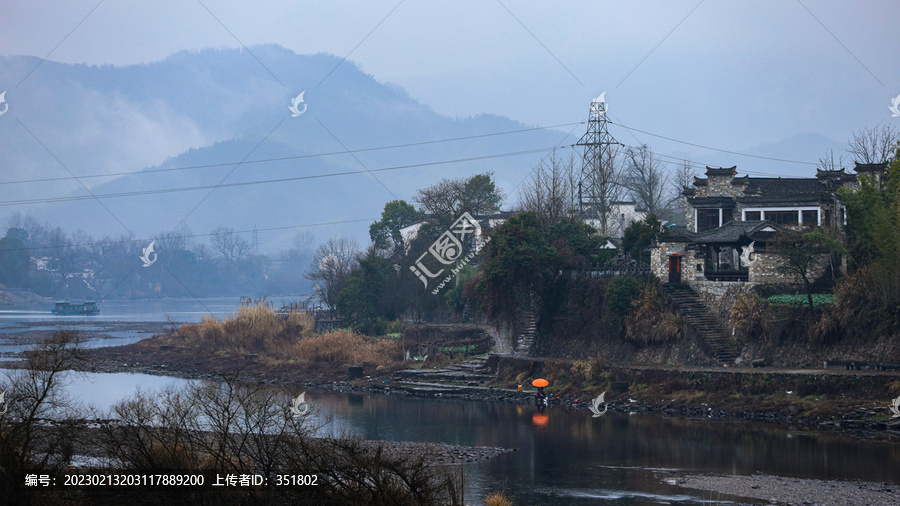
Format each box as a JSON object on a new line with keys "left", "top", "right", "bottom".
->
{"left": 532, "top": 413, "right": 549, "bottom": 428}
{"left": 532, "top": 378, "right": 549, "bottom": 388}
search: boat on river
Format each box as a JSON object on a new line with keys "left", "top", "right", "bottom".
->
{"left": 52, "top": 300, "right": 100, "bottom": 315}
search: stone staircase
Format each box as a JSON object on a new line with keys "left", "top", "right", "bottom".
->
{"left": 391, "top": 355, "right": 502, "bottom": 394}
{"left": 515, "top": 310, "right": 537, "bottom": 354}
{"left": 663, "top": 284, "right": 740, "bottom": 364}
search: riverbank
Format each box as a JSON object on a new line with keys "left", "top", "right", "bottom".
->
{"left": 62, "top": 425, "right": 513, "bottom": 467}
{"left": 4, "top": 320, "right": 899, "bottom": 441}
{"left": 62, "top": 333, "right": 899, "bottom": 441}
{"left": 668, "top": 472, "right": 900, "bottom": 505}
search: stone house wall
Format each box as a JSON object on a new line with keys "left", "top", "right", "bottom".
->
{"left": 700, "top": 173, "right": 745, "bottom": 198}
{"left": 687, "top": 280, "right": 759, "bottom": 327}
{"left": 651, "top": 241, "right": 703, "bottom": 282}
{"left": 748, "top": 252, "right": 829, "bottom": 285}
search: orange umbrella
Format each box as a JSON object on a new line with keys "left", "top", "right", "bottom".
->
{"left": 532, "top": 413, "right": 549, "bottom": 428}
{"left": 532, "top": 378, "right": 549, "bottom": 388}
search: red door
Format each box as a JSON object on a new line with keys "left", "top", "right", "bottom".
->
{"left": 668, "top": 255, "right": 682, "bottom": 284}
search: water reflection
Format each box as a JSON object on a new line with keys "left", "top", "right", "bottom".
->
{"left": 305, "top": 391, "right": 900, "bottom": 504}
{"left": 9, "top": 372, "right": 898, "bottom": 505}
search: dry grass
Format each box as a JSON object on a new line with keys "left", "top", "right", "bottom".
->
{"left": 173, "top": 299, "right": 402, "bottom": 368}
{"left": 291, "top": 330, "right": 401, "bottom": 366}
{"left": 484, "top": 491, "right": 514, "bottom": 506}
{"left": 730, "top": 293, "right": 775, "bottom": 343}
{"left": 625, "top": 285, "right": 683, "bottom": 345}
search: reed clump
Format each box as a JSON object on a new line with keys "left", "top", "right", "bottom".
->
{"left": 292, "top": 330, "right": 401, "bottom": 365}
{"left": 175, "top": 299, "right": 401, "bottom": 367}
{"left": 484, "top": 491, "right": 514, "bottom": 506}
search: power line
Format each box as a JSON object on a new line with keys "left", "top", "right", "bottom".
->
{"left": 0, "top": 121, "right": 584, "bottom": 186}
{"left": 615, "top": 141, "right": 823, "bottom": 178}
{"left": 0, "top": 147, "right": 561, "bottom": 207}
{"left": 609, "top": 120, "right": 855, "bottom": 169}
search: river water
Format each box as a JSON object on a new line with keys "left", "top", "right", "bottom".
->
{"left": 0, "top": 296, "right": 302, "bottom": 323}
{"left": 1, "top": 299, "right": 898, "bottom": 504}
{"left": 44, "top": 373, "right": 900, "bottom": 504}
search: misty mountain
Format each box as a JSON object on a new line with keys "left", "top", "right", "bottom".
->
{"left": 0, "top": 45, "right": 563, "bottom": 250}
{"left": 1, "top": 45, "right": 850, "bottom": 252}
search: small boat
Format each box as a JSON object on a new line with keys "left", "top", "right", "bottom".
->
{"left": 52, "top": 300, "right": 100, "bottom": 315}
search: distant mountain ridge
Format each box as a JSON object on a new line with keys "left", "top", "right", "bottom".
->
{"left": 0, "top": 45, "right": 847, "bottom": 250}
{"left": 0, "top": 46, "right": 563, "bottom": 249}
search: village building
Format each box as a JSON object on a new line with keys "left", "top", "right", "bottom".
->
{"left": 576, "top": 200, "right": 648, "bottom": 238}
{"left": 650, "top": 163, "right": 885, "bottom": 287}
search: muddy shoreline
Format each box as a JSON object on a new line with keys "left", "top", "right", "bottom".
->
{"left": 3, "top": 321, "right": 900, "bottom": 442}
{"left": 667, "top": 472, "right": 900, "bottom": 505}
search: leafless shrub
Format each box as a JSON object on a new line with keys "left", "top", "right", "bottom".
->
{"left": 813, "top": 265, "right": 900, "bottom": 343}
{"left": 97, "top": 375, "right": 463, "bottom": 504}
{"left": 729, "top": 293, "right": 774, "bottom": 343}
{"left": 625, "top": 286, "right": 683, "bottom": 345}
{"left": 0, "top": 331, "right": 88, "bottom": 502}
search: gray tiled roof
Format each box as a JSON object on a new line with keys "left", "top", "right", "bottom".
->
{"left": 692, "top": 220, "right": 779, "bottom": 244}
{"left": 686, "top": 176, "right": 840, "bottom": 206}
{"left": 737, "top": 178, "right": 832, "bottom": 203}
{"left": 658, "top": 220, "right": 779, "bottom": 245}
{"left": 658, "top": 225, "right": 695, "bottom": 242}
{"left": 705, "top": 166, "right": 738, "bottom": 177}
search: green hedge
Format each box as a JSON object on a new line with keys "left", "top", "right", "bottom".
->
{"left": 767, "top": 294, "right": 834, "bottom": 307}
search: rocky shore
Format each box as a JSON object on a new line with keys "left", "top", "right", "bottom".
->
{"left": 669, "top": 472, "right": 900, "bottom": 506}
{"left": 64, "top": 426, "right": 512, "bottom": 467}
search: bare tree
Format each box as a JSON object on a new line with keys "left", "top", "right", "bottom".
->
{"left": 98, "top": 374, "right": 462, "bottom": 504}
{"left": 624, "top": 144, "right": 669, "bottom": 215}
{"left": 817, "top": 148, "right": 845, "bottom": 172}
{"left": 0, "top": 331, "right": 87, "bottom": 502}
{"left": 517, "top": 149, "right": 579, "bottom": 225}
{"left": 154, "top": 224, "right": 193, "bottom": 255}
{"left": 414, "top": 173, "right": 504, "bottom": 228}
{"left": 210, "top": 226, "right": 252, "bottom": 262}
{"left": 305, "top": 237, "right": 359, "bottom": 312}
{"left": 280, "top": 231, "right": 315, "bottom": 273}
{"left": 44, "top": 227, "right": 86, "bottom": 290}
{"left": 667, "top": 160, "right": 696, "bottom": 226}
{"left": 769, "top": 229, "right": 831, "bottom": 313}
{"left": 847, "top": 124, "right": 900, "bottom": 164}
{"left": 580, "top": 143, "right": 625, "bottom": 236}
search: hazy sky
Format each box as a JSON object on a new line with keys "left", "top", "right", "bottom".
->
{"left": 2, "top": 0, "right": 899, "bottom": 167}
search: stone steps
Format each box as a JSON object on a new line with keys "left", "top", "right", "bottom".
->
{"left": 394, "top": 354, "right": 496, "bottom": 389}
{"left": 394, "top": 369, "right": 494, "bottom": 383}
{"left": 516, "top": 310, "right": 537, "bottom": 354}
{"left": 664, "top": 284, "right": 741, "bottom": 364}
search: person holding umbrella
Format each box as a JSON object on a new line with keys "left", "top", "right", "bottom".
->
{"left": 532, "top": 378, "right": 549, "bottom": 408}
